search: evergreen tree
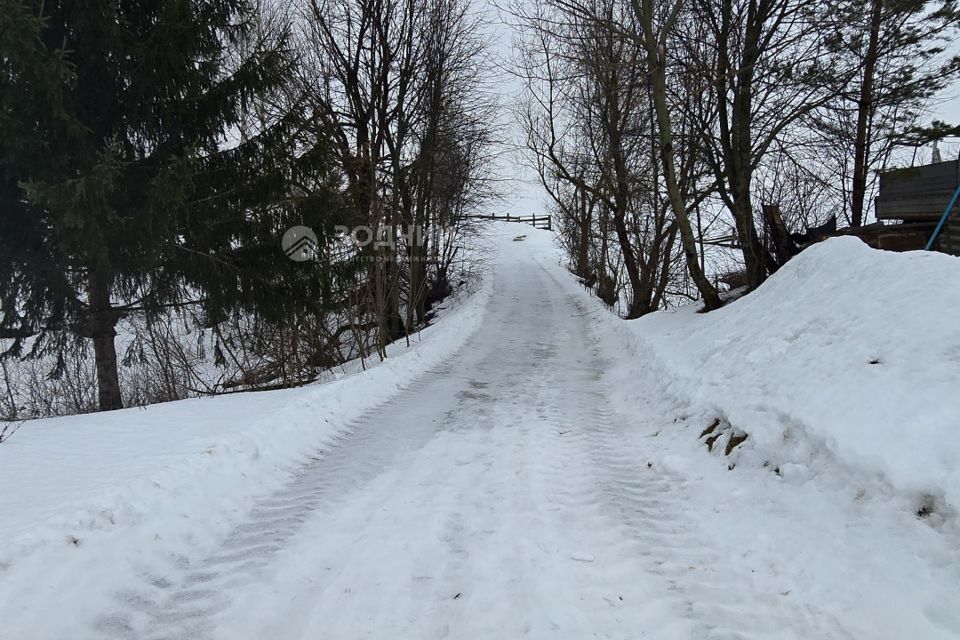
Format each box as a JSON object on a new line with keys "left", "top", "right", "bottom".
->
{"left": 0, "top": 0, "right": 334, "bottom": 411}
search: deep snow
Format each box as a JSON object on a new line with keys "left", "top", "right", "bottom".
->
{"left": 626, "top": 236, "right": 960, "bottom": 512}
{"left": 0, "top": 224, "right": 958, "bottom": 639}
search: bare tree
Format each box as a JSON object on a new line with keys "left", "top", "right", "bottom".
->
{"left": 301, "top": 0, "right": 494, "bottom": 351}
{"left": 632, "top": 0, "right": 723, "bottom": 310}
{"left": 514, "top": 0, "right": 680, "bottom": 317}
{"left": 685, "top": 0, "right": 838, "bottom": 289}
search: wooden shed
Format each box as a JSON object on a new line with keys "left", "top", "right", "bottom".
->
{"left": 871, "top": 159, "right": 960, "bottom": 254}
{"left": 876, "top": 159, "right": 960, "bottom": 221}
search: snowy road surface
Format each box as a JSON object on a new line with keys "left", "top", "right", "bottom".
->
{"left": 94, "top": 239, "right": 707, "bottom": 639}
{"left": 5, "top": 226, "right": 960, "bottom": 639}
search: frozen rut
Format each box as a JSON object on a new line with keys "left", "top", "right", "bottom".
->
{"left": 88, "top": 237, "right": 853, "bottom": 640}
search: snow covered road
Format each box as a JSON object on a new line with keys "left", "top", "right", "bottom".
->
{"left": 5, "top": 226, "right": 960, "bottom": 639}
{"left": 92, "top": 237, "right": 703, "bottom": 639}
{"left": 80, "top": 232, "right": 848, "bottom": 640}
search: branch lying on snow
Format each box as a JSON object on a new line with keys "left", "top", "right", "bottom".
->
{"left": 0, "top": 420, "right": 25, "bottom": 445}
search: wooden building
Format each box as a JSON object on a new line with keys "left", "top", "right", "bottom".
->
{"left": 870, "top": 159, "right": 960, "bottom": 254}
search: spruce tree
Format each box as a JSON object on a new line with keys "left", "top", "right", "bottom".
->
{"left": 0, "top": 0, "right": 330, "bottom": 411}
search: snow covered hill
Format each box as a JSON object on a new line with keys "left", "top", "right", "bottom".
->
{"left": 1, "top": 224, "right": 958, "bottom": 639}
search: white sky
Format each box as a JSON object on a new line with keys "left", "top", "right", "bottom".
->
{"left": 482, "top": 2, "right": 546, "bottom": 218}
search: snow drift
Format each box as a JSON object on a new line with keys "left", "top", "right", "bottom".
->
{"left": 637, "top": 237, "right": 960, "bottom": 513}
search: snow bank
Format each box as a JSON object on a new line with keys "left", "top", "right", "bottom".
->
{"left": 0, "top": 263, "right": 491, "bottom": 578}
{"left": 533, "top": 231, "right": 960, "bottom": 516}
{"left": 635, "top": 237, "right": 960, "bottom": 510}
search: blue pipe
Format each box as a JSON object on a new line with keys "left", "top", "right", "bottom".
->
{"left": 925, "top": 183, "right": 960, "bottom": 250}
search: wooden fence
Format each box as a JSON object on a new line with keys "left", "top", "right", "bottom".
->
{"left": 470, "top": 213, "right": 552, "bottom": 231}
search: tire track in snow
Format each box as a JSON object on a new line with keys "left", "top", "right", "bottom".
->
{"left": 206, "top": 260, "right": 677, "bottom": 638}
{"left": 89, "top": 361, "right": 466, "bottom": 640}
{"left": 86, "top": 250, "right": 523, "bottom": 640}
{"left": 522, "top": 253, "right": 859, "bottom": 639}
{"left": 547, "top": 276, "right": 858, "bottom": 640}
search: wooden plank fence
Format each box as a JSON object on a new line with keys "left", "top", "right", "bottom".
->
{"left": 470, "top": 213, "right": 552, "bottom": 231}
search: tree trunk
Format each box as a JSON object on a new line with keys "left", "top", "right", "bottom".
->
{"left": 408, "top": 230, "right": 430, "bottom": 328}
{"left": 637, "top": 8, "right": 723, "bottom": 311}
{"left": 731, "top": 54, "right": 766, "bottom": 289}
{"left": 575, "top": 191, "right": 592, "bottom": 278}
{"left": 651, "top": 221, "right": 678, "bottom": 310}
{"left": 596, "top": 205, "right": 617, "bottom": 306}
{"left": 87, "top": 270, "right": 123, "bottom": 411}
{"left": 377, "top": 250, "right": 407, "bottom": 350}
{"left": 606, "top": 111, "right": 650, "bottom": 318}
{"left": 611, "top": 207, "right": 647, "bottom": 319}
{"left": 732, "top": 196, "right": 766, "bottom": 289}
{"left": 851, "top": 0, "right": 883, "bottom": 228}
